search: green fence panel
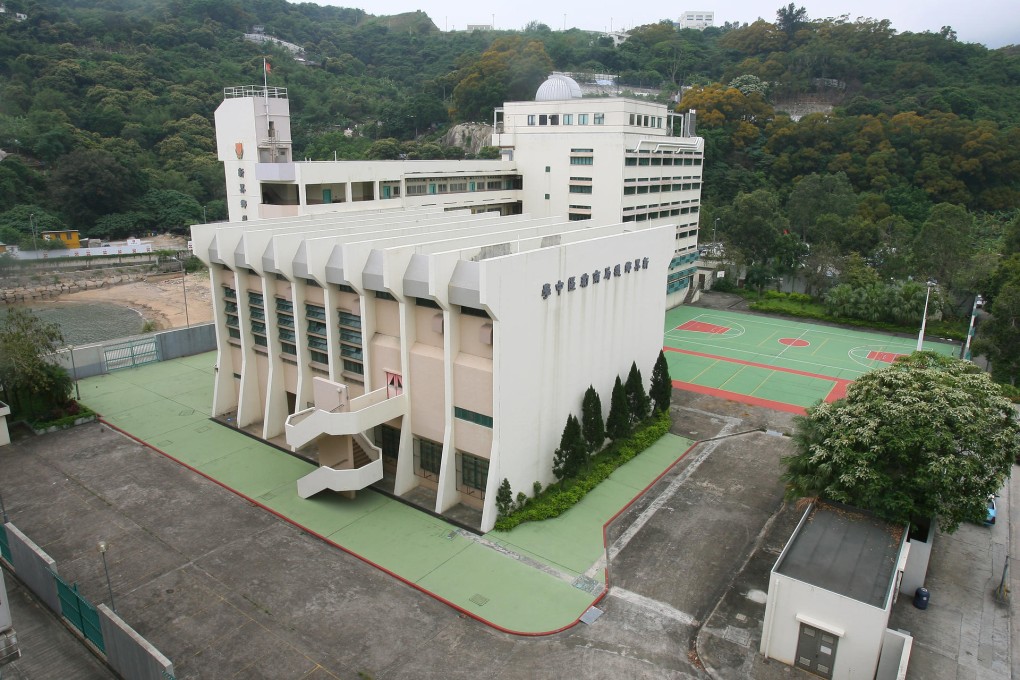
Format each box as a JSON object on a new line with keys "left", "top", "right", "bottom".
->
{"left": 0, "top": 523, "right": 10, "bottom": 563}
{"left": 52, "top": 572, "right": 105, "bottom": 653}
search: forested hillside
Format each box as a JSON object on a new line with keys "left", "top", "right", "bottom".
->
{"left": 1, "top": 0, "right": 1019, "bottom": 383}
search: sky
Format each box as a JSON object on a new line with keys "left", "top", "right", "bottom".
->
{"left": 315, "top": 0, "right": 1018, "bottom": 48}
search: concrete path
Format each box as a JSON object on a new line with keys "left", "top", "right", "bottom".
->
{"left": 73, "top": 352, "right": 696, "bottom": 634}
{"left": 1, "top": 565, "right": 115, "bottom": 679}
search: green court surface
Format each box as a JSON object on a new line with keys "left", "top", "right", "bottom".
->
{"left": 663, "top": 306, "right": 959, "bottom": 411}
{"left": 78, "top": 352, "right": 694, "bottom": 634}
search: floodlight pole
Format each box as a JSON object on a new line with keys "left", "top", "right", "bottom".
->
{"left": 916, "top": 280, "right": 937, "bottom": 352}
{"left": 962, "top": 294, "right": 982, "bottom": 361}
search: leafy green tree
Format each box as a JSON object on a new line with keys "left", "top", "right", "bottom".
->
{"left": 650, "top": 351, "right": 672, "bottom": 413}
{"left": 552, "top": 414, "right": 586, "bottom": 482}
{"left": 625, "top": 362, "right": 650, "bottom": 424}
{"left": 973, "top": 280, "right": 1020, "bottom": 386}
{"left": 775, "top": 3, "right": 808, "bottom": 37}
{"left": 721, "top": 189, "right": 789, "bottom": 269}
{"left": 450, "top": 36, "right": 553, "bottom": 121}
{"left": 914, "top": 203, "right": 973, "bottom": 283}
{"left": 782, "top": 352, "right": 1019, "bottom": 532}
{"left": 47, "top": 148, "right": 147, "bottom": 227}
{"left": 581, "top": 385, "right": 605, "bottom": 454}
{"left": 0, "top": 308, "right": 69, "bottom": 417}
{"left": 606, "top": 376, "right": 630, "bottom": 440}
{"left": 785, "top": 172, "right": 858, "bottom": 243}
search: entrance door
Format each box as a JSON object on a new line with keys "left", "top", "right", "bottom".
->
{"left": 322, "top": 188, "right": 332, "bottom": 204}
{"left": 795, "top": 623, "right": 837, "bottom": 678}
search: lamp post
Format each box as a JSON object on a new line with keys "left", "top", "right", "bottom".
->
{"left": 916, "top": 279, "right": 937, "bottom": 352}
{"left": 97, "top": 541, "right": 116, "bottom": 612}
{"left": 713, "top": 218, "right": 719, "bottom": 247}
{"left": 30, "top": 212, "right": 38, "bottom": 253}
{"left": 962, "top": 294, "right": 983, "bottom": 361}
{"left": 181, "top": 258, "right": 190, "bottom": 328}
{"left": 68, "top": 345, "right": 80, "bottom": 400}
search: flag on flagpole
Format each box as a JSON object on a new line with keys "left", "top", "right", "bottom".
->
{"left": 264, "top": 60, "right": 272, "bottom": 74}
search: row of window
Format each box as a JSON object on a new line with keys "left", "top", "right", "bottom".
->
{"left": 623, "top": 182, "right": 701, "bottom": 195}
{"left": 628, "top": 114, "right": 664, "bottom": 128}
{"left": 406, "top": 178, "right": 516, "bottom": 196}
{"left": 376, "top": 426, "right": 490, "bottom": 495}
{"left": 622, "top": 206, "right": 700, "bottom": 223}
{"left": 625, "top": 156, "right": 702, "bottom": 167}
{"left": 527, "top": 112, "right": 604, "bottom": 126}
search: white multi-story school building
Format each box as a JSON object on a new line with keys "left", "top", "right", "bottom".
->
{"left": 194, "top": 75, "right": 703, "bottom": 531}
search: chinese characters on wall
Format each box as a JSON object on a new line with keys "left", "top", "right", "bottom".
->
{"left": 541, "top": 257, "right": 650, "bottom": 300}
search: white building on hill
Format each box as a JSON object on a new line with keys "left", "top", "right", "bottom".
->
{"left": 195, "top": 75, "right": 703, "bottom": 531}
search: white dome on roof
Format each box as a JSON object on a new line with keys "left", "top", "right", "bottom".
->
{"left": 536, "top": 74, "right": 582, "bottom": 101}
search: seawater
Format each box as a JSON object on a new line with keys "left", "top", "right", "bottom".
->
{"left": 1, "top": 302, "right": 147, "bottom": 345}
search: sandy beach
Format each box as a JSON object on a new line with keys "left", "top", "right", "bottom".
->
{"left": 49, "top": 271, "right": 215, "bottom": 331}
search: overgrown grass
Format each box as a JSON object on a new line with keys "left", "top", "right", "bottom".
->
{"left": 493, "top": 410, "right": 671, "bottom": 531}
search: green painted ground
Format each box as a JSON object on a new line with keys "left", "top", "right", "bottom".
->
{"left": 662, "top": 307, "right": 960, "bottom": 408}
{"left": 78, "top": 352, "right": 694, "bottom": 633}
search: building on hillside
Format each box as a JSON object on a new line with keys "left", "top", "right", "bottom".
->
{"left": 679, "top": 11, "right": 714, "bottom": 30}
{"left": 761, "top": 503, "right": 913, "bottom": 679}
{"left": 199, "top": 76, "right": 704, "bottom": 531}
{"left": 41, "top": 229, "right": 80, "bottom": 249}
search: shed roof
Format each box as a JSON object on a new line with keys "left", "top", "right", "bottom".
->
{"left": 775, "top": 503, "right": 905, "bottom": 609}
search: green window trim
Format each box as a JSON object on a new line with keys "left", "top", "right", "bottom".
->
{"left": 417, "top": 437, "right": 443, "bottom": 476}
{"left": 454, "top": 407, "right": 493, "bottom": 428}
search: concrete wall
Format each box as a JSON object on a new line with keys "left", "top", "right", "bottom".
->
{"left": 155, "top": 323, "right": 217, "bottom": 361}
{"left": 3, "top": 523, "right": 61, "bottom": 613}
{"left": 98, "top": 604, "right": 175, "bottom": 680}
{"left": 900, "top": 520, "right": 935, "bottom": 596}
{"left": 876, "top": 628, "right": 913, "bottom": 680}
{"left": 761, "top": 570, "right": 889, "bottom": 679}
{"left": 483, "top": 225, "right": 673, "bottom": 529}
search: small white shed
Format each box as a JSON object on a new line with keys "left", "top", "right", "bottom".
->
{"left": 760, "top": 502, "right": 911, "bottom": 679}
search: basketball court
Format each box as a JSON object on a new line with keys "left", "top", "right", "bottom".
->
{"left": 663, "top": 307, "right": 959, "bottom": 414}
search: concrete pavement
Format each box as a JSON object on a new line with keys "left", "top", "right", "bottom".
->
{"left": 0, "top": 352, "right": 1012, "bottom": 678}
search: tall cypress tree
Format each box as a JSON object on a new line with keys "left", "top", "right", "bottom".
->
{"left": 581, "top": 384, "right": 605, "bottom": 455}
{"left": 650, "top": 350, "right": 672, "bottom": 413}
{"left": 625, "top": 361, "right": 650, "bottom": 424}
{"left": 553, "top": 414, "right": 586, "bottom": 481}
{"left": 606, "top": 375, "right": 630, "bottom": 440}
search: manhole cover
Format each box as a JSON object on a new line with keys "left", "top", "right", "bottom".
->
{"left": 572, "top": 575, "right": 603, "bottom": 596}
{"left": 258, "top": 491, "right": 277, "bottom": 501}
{"left": 580, "top": 606, "right": 604, "bottom": 625}
{"left": 195, "top": 425, "right": 210, "bottom": 433}
{"left": 469, "top": 594, "right": 489, "bottom": 606}
{"left": 156, "top": 440, "right": 173, "bottom": 447}
{"left": 179, "top": 409, "right": 195, "bottom": 416}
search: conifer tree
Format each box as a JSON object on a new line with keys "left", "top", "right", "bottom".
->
{"left": 581, "top": 384, "right": 605, "bottom": 455}
{"left": 606, "top": 375, "right": 631, "bottom": 440}
{"left": 625, "top": 361, "right": 650, "bottom": 424}
{"left": 552, "top": 414, "right": 586, "bottom": 481}
{"left": 496, "top": 478, "right": 513, "bottom": 517}
{"left": 650, "top": 350, "right": 672, "bottom": 413}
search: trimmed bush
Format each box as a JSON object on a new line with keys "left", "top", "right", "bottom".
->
{"left": 494, "top": 410, "right": 671, "bottom": 531}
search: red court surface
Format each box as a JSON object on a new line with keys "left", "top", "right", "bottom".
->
{"left": 778, "top": 338, "right": 810, "bottom": 347}
{"left": 867, "top": 351, "right": 907, "bottom": 363}
{"left": 676, "top": 320, "right": 731, "bottom": 334}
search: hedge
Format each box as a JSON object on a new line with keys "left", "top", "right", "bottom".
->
{"left": 493, "top": 410, "right": 671, "bottom": 531}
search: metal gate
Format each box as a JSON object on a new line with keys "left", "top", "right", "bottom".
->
{"left": 52, "top": 572, "right": 105, "bottom": 653}
{"left": 0, "top": 524, "right": 9, "bottom": 562}
{"left": 104, "top": 338, "right": 160, "bottom": 371}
